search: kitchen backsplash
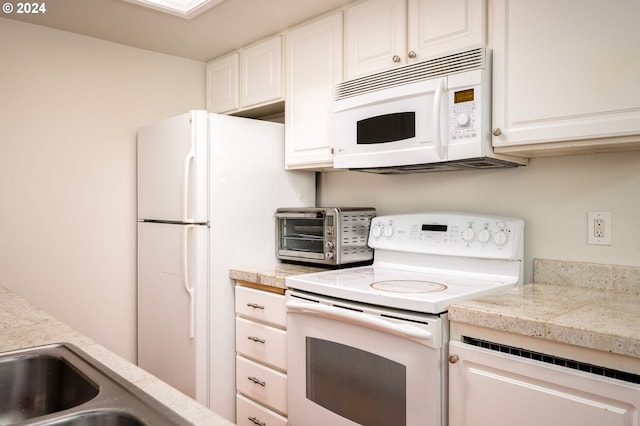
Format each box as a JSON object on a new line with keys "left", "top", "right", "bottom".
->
{"left": 534, "top": 259, "right": 640, "bottom": 293}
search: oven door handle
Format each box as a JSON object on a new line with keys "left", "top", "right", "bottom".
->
{"left": 286, "top": 299, "right": 433, "bottom": 346}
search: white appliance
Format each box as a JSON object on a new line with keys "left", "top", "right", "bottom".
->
{"left": 333, "top": 48, "right": 527, "bottom": 173}
{"left": 286, "top": 212, "right": 524, "bottom": 426}
{"left": 136, "top": 110, "right": 315, "bottom": 421}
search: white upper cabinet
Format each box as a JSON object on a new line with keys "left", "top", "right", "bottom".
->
{"left": 284, "top": 12, "right": 343, "bottom": 169}
{"left": 206, "top": 53, "right": 239, "bottom": 114}
{"left": 491, "top": 0, "right": 640, "bottom": 156}
{"left": 345, "top": 0, "right": 486, "bottom": 80}
{"left": 206, "top": 35, "right": 283, "bottom": 115}
{"left": 345, "top": 0, "right": 406, "bottom": 80}
{"left": 240, "top": 36, "right": 283, "bottom": 109}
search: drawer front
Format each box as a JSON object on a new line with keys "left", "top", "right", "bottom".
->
{"left": 237, "top": 355, "right": 287, "bottom": 414}
{"left": 236, "top": 393, "right": 287, "bottom": 426}
{"left": 236, "top": 317, "right": 287, "bottom": 370}
{"left": 236, "top": 286, "right": 286, "bottom": 327}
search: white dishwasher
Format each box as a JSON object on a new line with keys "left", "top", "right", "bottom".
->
{"left": 448, "top": 340, "right": 640, "bottom": 426}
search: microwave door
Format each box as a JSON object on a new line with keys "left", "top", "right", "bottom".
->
{"left": 333, "top": 78, "right": 448, "bottom": 169}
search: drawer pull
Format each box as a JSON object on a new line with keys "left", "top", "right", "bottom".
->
{"left": 246, "top": 303, "right": 265, "bottom": 310}
{"left": 248, "top": 376, "right": 266, "bottom": 386}
{"left": 247, "top": 336, "right": 266, "bottom": 343}
{"left": 248, "top": 416, "right": 266, "bottom": 426}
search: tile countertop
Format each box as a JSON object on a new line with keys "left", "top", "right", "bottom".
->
{"left": 448, "top": 259, "right": 640, "bottom": 361}
{"left": 0, "top": 285, "right": 233, "bottom": 426}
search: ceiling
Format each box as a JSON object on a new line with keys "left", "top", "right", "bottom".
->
{"left": 3, "top": 0, "right": 354, "bottom": 61}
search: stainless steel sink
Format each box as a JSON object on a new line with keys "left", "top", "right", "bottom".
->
{"left": 0, "top": 344, "right": 192, "bottom": 425}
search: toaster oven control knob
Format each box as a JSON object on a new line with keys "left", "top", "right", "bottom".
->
{"left": 477, "top": 228, "right": 491, "bottom": 244}
{"left": 493, "top": 230, "right": 508, "bottom": 246}
{"left": 371, "top": 224, "right": 383, "bottom": 238}
{"left": 326, "top": 251, "right": 335, "bottom": 259}
{"left": 326, "top": 241, "right": 334, "bottom": 249}
{"left": 462, "top": 227, "right": 475, "bottom": 242}
{"left": 383, "top": 224, "right": 394, "bottom": 237}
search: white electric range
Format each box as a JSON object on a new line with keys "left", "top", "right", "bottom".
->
{"left": 285, "top": 212, "right": 524, "bottom": 426}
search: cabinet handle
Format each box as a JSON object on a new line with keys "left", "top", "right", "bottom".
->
{"left": 248, "top": 376, "right": 266, "bottom": 386}
{"left": 448, "top": 354, "right": 459, "bottom": 364}
{"left": 248, "top": 416, "right": 266, "bottom": 426}
{"left": 492, "top": 128, "right": 503, "bottom": 136}
{"left": 392, "top": 55, "right": 401, "bottom": 63}
{"left": 407, "top": 50, "right": 417, "bottom": 59}
{"left": 246, "top": 303, "right": 265, "bottom": 310}
{"left": 247, "top": 336, "right": 265, "bottom": 343}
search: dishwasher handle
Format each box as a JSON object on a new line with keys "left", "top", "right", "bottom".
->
{"left": 286, "top": 299, "right": 434, "bottom": 346}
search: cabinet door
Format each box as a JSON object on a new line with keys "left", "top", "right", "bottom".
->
{"left": 492, "top": 0, "right": 640, "bottom": 154}
{"left": 285, "top": 12, "right": 343, "bottom": 169}
{"left": 344, "top": 0, "right": 406, "bottom": 79}
{"left": 407, "top": 0, "right": 485, "bottom": 62}
{"left": 449, "top": 341, "right": 640, "bottom": 426}
{"left": 206, "top": 53, "right": 239, "bottom": 113}
{"left": 240, "top": 36, "right": 283, "bottom": 109}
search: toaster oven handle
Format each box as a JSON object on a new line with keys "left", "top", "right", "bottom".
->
{"left": 275, "top": 212, "right": 324, "bottom": 219}
{"left": 286, "top": 299, "right": 433, "bottom": 346}
{"left": 433, "top": 79, "right": 446, "bottom": 160}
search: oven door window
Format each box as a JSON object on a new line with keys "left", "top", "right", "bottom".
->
{"left": 306, "top": 338, "right": 406, "bottom": 426}
{"left": 278, "top": 217, "right": 325, "bottom": 259}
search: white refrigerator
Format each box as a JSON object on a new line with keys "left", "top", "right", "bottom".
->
{"left": 136, "top": 110, "right": 315, "bottom": 421}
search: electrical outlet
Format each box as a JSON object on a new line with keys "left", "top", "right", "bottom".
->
{"left": 587, "top": 211, "right": 612, "bottom": 245}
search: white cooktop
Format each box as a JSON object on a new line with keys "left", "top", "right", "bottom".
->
{"left": 286, "top": 212, "right": 525, "bottom": 314}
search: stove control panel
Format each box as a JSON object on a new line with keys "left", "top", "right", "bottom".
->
{"left": 369, "top": 212, "right": 524, "bottom": 260}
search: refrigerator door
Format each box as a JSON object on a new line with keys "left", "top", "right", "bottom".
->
{"left": 137, "top": 110, "right": 208, "bottom": 223}
{"left": 137, "top": 221, "right": 208, "bottom": 403}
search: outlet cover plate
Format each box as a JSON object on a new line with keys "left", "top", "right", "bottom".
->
{"left": 587, "top": 211, "right": 612, "bottom": 245}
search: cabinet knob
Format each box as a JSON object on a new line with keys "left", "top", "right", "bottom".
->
{"left": 392, "top": 55, "right": 401, "bottom": 63}
{"left": 408, "top": 50, "right": 417, "bottom": 59}
{"left": 492, "top": 128, "right": 503, "bottom": 136}
{"left": 448, "top": 354, "right": 459, "bottom": 364}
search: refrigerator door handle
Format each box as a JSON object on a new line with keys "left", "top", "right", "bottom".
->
{"left": 183, "top": 225, "right": 195, "bottom": 339}
{"left": 182, "top": 141, "right": 195, "bottom": 223}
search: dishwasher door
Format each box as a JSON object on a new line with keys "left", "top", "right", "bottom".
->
{"left": 448, "top": 340, "right": 640, "bottom": 426}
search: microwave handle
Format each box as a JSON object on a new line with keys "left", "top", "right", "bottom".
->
{"left": 433, "top": 80, "right": 446, "bottom": 160}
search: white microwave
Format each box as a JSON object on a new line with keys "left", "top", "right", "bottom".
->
{"left": 333, "top": 48, "right": 527, "bottom": 173}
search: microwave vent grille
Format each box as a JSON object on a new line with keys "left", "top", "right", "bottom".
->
{"left": 336, "top": 47, "right": 487, "bottom": 100}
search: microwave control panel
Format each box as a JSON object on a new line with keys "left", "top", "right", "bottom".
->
{"left": 449, "top": 86, "right": 481, "bottom": 142}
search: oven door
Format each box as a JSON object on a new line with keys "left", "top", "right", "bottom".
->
{"left": 276, "top": 212, "right": 326, "bottom": 262}
{"left": 286, "top": 291, "right": 444, "bottom": 426}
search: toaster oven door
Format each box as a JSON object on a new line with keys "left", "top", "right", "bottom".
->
{"left": 276, "top": 213, "right": 326, "bottom": 262}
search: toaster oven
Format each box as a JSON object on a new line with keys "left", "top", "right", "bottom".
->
{"left": 275, "top": 207, "right": 376, "bottom": 266}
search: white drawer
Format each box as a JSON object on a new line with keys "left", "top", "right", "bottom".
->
{"left": 236, "top": 393, "right": 287, "bottom": 426}
{"left": 236, "top": 286, "right": 286, "bottom": 327}
{"left": 236, "top": 355, "right": 287, "bottom": 414}
{"left": 236, "top": 317, "right": 287, "bottom": 370}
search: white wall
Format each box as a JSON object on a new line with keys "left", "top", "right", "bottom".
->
{"left": 0, "top": 18, "right": 205, "bottom": 361}
{"left": 318, "top": 150, "right": 640, "bottom": 283}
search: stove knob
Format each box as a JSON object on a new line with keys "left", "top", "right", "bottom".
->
{"left": 383, "top": 224, "right": 394, "bottom": 237}
{"left": 493, "top": 230, "right": 508, "bottom": 246}
{"left": 371, "top": 224, "right": 382, "bottom": 238}
{"left": 477, "top": 228, "right": 491, "bottom": 244}
{"left": 462, "top": 227, "right": 475, "bottom": 242}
